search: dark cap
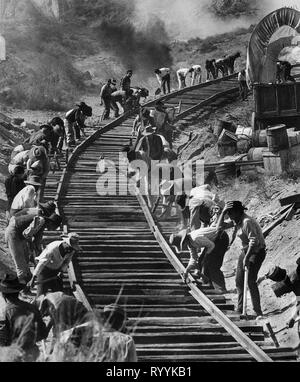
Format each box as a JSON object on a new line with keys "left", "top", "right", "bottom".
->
{"left": 266, "top": 266, "right": 287, "bottom": 282}
{"left": 226, "top": 201, "right": 247, "bottom": 212}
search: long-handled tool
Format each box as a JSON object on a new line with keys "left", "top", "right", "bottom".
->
{"left": 242, "top": 266, "right": 249, "bottom": 318}
{"left": 265, "top": 317, "right": 300, "bottom": 348}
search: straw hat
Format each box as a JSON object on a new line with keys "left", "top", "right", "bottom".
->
{"left": 24, "top": 175, "right": 42, "bottom": 187}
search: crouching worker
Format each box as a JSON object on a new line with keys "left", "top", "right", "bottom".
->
{"left": 0, "top": 275, "right": 47, "bottom": 361}
{"left": 5, "top": 205, "right": 59, "bottom": 285}
{"left": 264, "top": 261, "right": 300, "bottom": 332}
{"left": 169, "top": 217, "right": 229, "bottom": 291}
{"left": 28, "top": 233, "right": 82, "bottom": 297}
{"left": 34, "top": 292, "right": 88, "bottom": 353}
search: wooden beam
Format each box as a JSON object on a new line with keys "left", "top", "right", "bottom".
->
{"left": 279, "top": 194, "right": 300, "bottom": 206}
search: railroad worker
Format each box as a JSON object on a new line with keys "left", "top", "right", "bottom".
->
{"left": 110, "top": 89, "right": 127, "bottom": 118}
{"left": 35, "top": 292, "right": 88, "bottom": 341}
{"left": 205, "top": 59, "right": 217, "bottom": 81}
{"left": 120, "top": 70, "right": 133, "bottom": 95}
{"left": 189, "top": 184, "right": 224, "bottom": 231}
{"left": 5, "top": 166, "right": 26, "bottom": 219}
{"left": 176, "top": 67, "right": 194, "bottom": 90}
{"left": 24, "top": 124, "right": 53, "bottom": 152}
{"left": 132, "top": 107, "right": 154, "bottom": 136}
{"left": 10, "top": 175, "right": 42, "bottom": 217}
{"left": 169, "top": 226, "right": 219, "bottom": 283}
{"left": 154, "top": 67, "right": 171, "bottom": 95}
{"left": 262, "top": 263, "right": 300, "bottom": 332}
{"left": 8, "top": 148, "right": 30, "bottom": 175}
{"left": 218, "top": 201, "right": 266, "bottom": 317}
{"left": 28, "top": 233, "right": 82, "bottom": 297}
{"left": 26, "top": 145, "right": 50, "bottom": 181}
{"left": 64, "top": 102, "right": 92, "bottom": 147}
{"left": 100, "top": 79, "right": 113, "bottom": 120}
{"left": 153, "top": 100, "right": 175, "bottom": 148}
{"left": 5, "top": 205, "right": 59, "bottom": 285}
{"left": 238, "top": 69, "right": 248, "bottom": 101}
{"left": 191, "top": 65, "right": 202, "bottom": 86}
{"left": 49, "top": 117, "right": 66, "bottom": 154}
{"left": 0, "top": 275, "right": 47, "bottom": 361}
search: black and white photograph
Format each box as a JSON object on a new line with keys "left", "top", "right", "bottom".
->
{"left": 0, "top": 0, "right": 300, "bottom": 367}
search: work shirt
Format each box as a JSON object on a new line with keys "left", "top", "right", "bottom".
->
{"left": 33, "top": 240, "right": 75, "bottom": 277}
{"left": 111, "top": 90, "right": 126, "bottom": 104}
{"left": 0, "top": 296, "right": 47, "bottom": 348}
{"left": 177, "top": 68, "right": 191, "bottom": 78}
{"left": 65, "top": 108, "right": 86, "bottom": 129}
{"left": 10, "top": 150, "right": 30, "bottom": 167}
{"left": 11, "top": 185, "right": 37, "bottom": 213}
{"left": 5, "top": 175, "right": 26, "bottom": 210}
{"left": 186, "top": 227, "right": 218, "bottom": 270}
{"left": 225, "top": 213, "right": 265, "bottom": 253}
{"left": 100, "top": 83, "right": 113, "bottom": 99}
{"left": 156, "top": 68, "right": 170, "bottom": 84}
{"left": 192, "top": 65, "right": 202, "bottom": 73}
{"left": 120, "top": 76, "right": 131, "bottom": 92}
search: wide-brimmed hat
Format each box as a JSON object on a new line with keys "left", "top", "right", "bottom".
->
{"left": 24, "top": 175, "right": 42, "bottom": 187}
{"left": 45, "top": 213, "right": 62, "bottom": 229}
{"left": 226, "top": 201, "right": 247, "bottom": 212}
{"left": 271, "top": 276, "right": 294, "bottom": 298}
{"left": 169, "top": 229, "right": 189, "bottom": 253}
{"left": 39, "top": 201, "right": 56, "bottom": 217}
{"left": 103, "top": 303, "right": 126, "bottom": 318}
{"left": 266, "top": 266, "right": 287, "bottom": 282}
{"left": 0, "top": 275, "right": 25, "bottom": 293}
{"left": 63, "top": 232, "right": 82, "bottom": 251}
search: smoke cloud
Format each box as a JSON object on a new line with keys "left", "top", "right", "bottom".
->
{"left": 134, "top": 0, "right": 299, "bottom": 40}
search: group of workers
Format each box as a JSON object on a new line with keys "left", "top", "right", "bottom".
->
{"left": 155, "top": 65, "right": 202, "bottom": 94}
{"left": 100, "top": 70, "right": 149, "bottom": 120}
{"left": 2, "top": 102, "right": 137, "bottom": 361}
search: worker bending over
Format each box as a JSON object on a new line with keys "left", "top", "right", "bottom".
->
{"left": 191, "top": 65, "right": 202, "bottom": 86}
{"left": 177, "top": 67, "right": 194, "bottom": 90}
{"left": 154, "top": 68, "right": 171, "bottom": 95}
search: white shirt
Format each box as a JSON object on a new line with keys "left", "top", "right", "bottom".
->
{"left": 177, "top": 68, "right": 191, "bottom": 78}
{"left": 192, "top": 65, "right": 202, "bottom": 73}
{"left": 33, "top": 240, "right": 74, "bottom": 276}
{"left": 158, "top": 68, "right": 170, "bottom": 78}
{"left": 11, "top": 185, "right": 37, "bottom": 211}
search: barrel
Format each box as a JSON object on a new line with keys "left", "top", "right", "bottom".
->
{"left": 218, "top": 142, "right": 237, "bottom": 157}
{"left": 214, "top": 120, "right": 235, "bottom": 137}
{"left": 267, "top": 124, "right": 289, "bottom": 153}
{"left": 252, "top": 130, "right": 268, "bottom": 147}
{"left": 247, "top": 147, "right": 268, "bottom": 161}
{"left": 236, "top": 126, "right": 252, "bottom": 139}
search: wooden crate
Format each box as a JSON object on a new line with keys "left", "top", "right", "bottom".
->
{"left": 263, "top": 149, "right": 290, "bottom": 175}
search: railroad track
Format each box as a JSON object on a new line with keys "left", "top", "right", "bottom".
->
{"left": 42, "top": 75, "right": 298, "bottom": 361}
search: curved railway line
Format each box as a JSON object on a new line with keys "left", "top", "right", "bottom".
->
{"left": 42, "top": 74, "right": 298, "bottom": 362}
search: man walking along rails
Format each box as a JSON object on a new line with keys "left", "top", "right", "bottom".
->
{"left": 218, "top": 201, "right": 266, "bottom": 317}
{"left": 100, "top": 79, "right": 114, "bottom": 120}
{"left": 155, "top": 68, "right": 171, "bottom": 94}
